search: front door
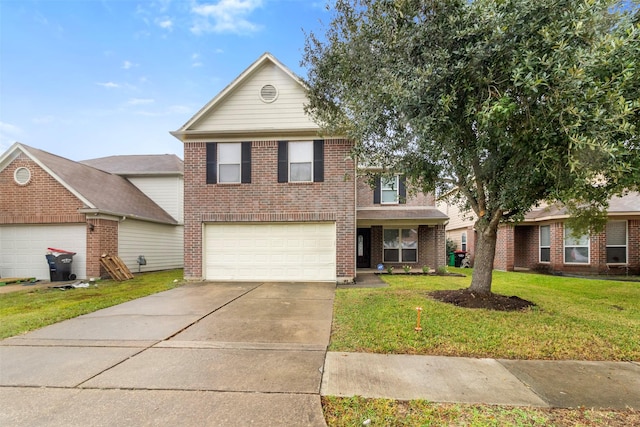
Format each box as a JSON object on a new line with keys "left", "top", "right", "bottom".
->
{"left": 356, "top": 228, "right": 371, "bottom": 268}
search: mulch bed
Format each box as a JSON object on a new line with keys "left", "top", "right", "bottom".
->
{"left": 428, "top": 288, "right": 535, "bottom": 311}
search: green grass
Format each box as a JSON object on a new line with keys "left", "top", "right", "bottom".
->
{"left": 322, "top": 396, "right": 640, "bottom": 427}
{"left": 331, "top": 269, "right": 640, "bottom": 360}
{"left": 0, "top": 269, "right": 184, "bottom": 339}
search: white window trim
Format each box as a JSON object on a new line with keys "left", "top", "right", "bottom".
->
{"left": 289, "top": 141, "right": 313, "bottom": 183}
{"left": 383, "top": 228, "right": 418, "bottom": 263}
{"left": 606, "top": 220, "right": 628, "bottom": 265}
{"left": 563, "top": 226, "right": 590, "bottom": 264}
{"left": 461, "top": 232, "right": 467, "bottom": 252}
{"left": 218, "top": 142, "right": 241, "bottom": 184}
{"left": 539, "top": 225, "right": 550, "bottom": 263}
{"left": 381, "top": 175, "right": 399, "bottom": 205}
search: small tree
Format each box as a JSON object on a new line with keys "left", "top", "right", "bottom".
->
{"left": 304, "top": 0, "right": 640, "bottom": 294}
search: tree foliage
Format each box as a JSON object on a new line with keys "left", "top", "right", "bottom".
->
{"left": 303, "top": 0, "right": 640, "bottom": 293}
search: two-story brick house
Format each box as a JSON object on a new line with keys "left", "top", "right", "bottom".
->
{"left": 173, "top": 53, "right": 448, "bottom": 283}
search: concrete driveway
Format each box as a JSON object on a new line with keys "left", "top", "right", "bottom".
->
{"left": 0, "top": 281, "right": 335, "bottom": 426}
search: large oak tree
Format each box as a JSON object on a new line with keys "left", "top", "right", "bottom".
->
{"left": 303, "top": 0, "right": 640, "bottom": 294}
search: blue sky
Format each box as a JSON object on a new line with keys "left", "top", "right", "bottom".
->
{"left": 0, "top": 0, "right": 329, "bottom": 160}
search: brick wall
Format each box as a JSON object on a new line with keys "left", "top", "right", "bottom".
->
{"left": 513, "top": 225, "right": 538, "bottom": 269}
{"left": 1, "top": 154, "right": 122, "bottom": 278}
{"left": 85, "top": 218, "right": 119, "bottom": 278}
{"left": 494, "top": 225, "right": 515, "bottom": 271}
{"left": 183, "top": 139, "right": 356, "bottom": 280}
{"left": 0, "top": 155, "right": 85, "bottom": 224}
{"left": 356, "top": 176, "right": 434, "bottom": 208}
{"left": 515, "top": 220, "right": 640, "bottom": 275}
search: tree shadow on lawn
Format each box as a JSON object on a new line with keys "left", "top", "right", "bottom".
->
{"left": 429, "top": 289, "right": 535, "bottom": 311}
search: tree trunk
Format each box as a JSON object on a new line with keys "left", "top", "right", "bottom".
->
{"left": 468, "top": 222, "right": 499, "bottom": 295}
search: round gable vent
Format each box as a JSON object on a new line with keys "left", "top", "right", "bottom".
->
{"left": 260, "top": 84, "right": 278, "bottom": 103}
{"left": 14, "top": 167, "right": 31, "bottom": 185}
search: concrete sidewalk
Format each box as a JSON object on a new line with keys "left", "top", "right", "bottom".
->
{"left": 321, "top": 352, "right": 640, "bottom": 410}
{"left": 2, "top": 279, "right": 639, "bottom": 427}
{"left": 0, "top": 282, "right": 334, "bottom": 427}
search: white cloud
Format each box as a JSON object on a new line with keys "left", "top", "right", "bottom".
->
{"left": 191, "top": 53, "right": 203, "bottom": 67}
{"left": 122, "top": 60, "right": 137, "bottom": 69}
{"left": 0, "top": 121, "right": 24, "bottom": 148}
{"left": 156, "top": 18, "right": 173, "bottom": 30}
{"left": 127, "top": 98, "right": 155, "bottom": 106}
{"left": 190, "top": 0, "right": 263, "bottom": 35}
{"left": 97, "top": 82, "right": 120, "bottom": 89}
{"left": 32, "top": 116, "right": 55, "bottom": 124}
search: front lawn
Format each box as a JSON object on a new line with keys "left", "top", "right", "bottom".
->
{"left": 322, "top": 396, "right": 640, "bottom": 427}
{"left": 331, "top": 269, "right": 640, "bottom": 361}
{"left": 0, "top": 269, "right": 184, "bottom": 339}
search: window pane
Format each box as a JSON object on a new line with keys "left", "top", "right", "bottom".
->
{"left": 381, "top": 176, "right": 397, "bottom": 190}
{"left": 218, "top": 143, "right": 241, "bottom": 163}
{"left": 564, "top": 227, "right": 588, "bottom": 246}
{"left": 289, "top": 141, "right": 313, "bottom": 162}
{"left": 219, "top": 164, "right": 240, "bottom": 183}
{"left": 290, "top": 163, "right": 312, "bottom": 181}
{"left": 540, "top": 247, "right": 550, "bottom": 262}
{"left": 565, "top": 247, "right": 589, "bottom": 263}
{"left": 540, "top": 225, "right": 550, "bottom": 247}
{"left": 384, "top": 249, "right": 399, "bottom": 262}
{"left": 606, "top": 221, "right": 626, "bottom": 246}
{"left": 381, "top": 189, "right": 398, "bottom": 203}
{"left": 402, "top": 229, "right": 417, "bottom": 248}
{"left": 607, "top": 247, "right": 627, "bottom": 264}
{"left": 402, "top": 249, "right": 417, "bottom": 262}
{"left": 383, "top": 229, "right": 399, "bottom": 249}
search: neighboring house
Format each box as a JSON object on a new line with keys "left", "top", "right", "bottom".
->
{"left": 439, "top": 193, "right": 640, "bottom": 275}
{"left": 356, "top": 173, "right": 448, "bottom": 272}
{"left": 0, "top": 143, "right": 183, "bottom": 280}
{"left": 172, "top": 52, "right": 448, "bottom": 283}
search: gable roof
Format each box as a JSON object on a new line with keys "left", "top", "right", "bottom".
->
{"left": 171, "top": 52, "right": 319, "bottom": 140}
{"left": 524, "top": 192, "right": 640, "bottom": 222}
{"left": 0, "top": 143, "right": 177, "bottom": 224}
{"left": 80, "top": 154, "right": 183, "bottom": 176}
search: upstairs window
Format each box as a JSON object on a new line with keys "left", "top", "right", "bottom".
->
{"left": 539, "top": 225, "right": 550, "bottom": 263}
{"left": 278, "top": 140, "right": 324, "bottom": 183}
{"left": 564, "top": 226, "right": 589, "bottom": 264}
{"left": 206, "top": 142, "right": 251, "bottom": 184}
{"left": 218, "top": 143, "right": 241, "bottom": 183}
{"left": 381, "top": 176, "right": 399, "bottom": 204}
{"left": 289, "top": 141, "right": 313, "bottom": 182}
{"left": 373, "top": 175, "right": 406, "bottom": 204}
{"left": 606, "top": 220, "right": 627, "bottom": 264}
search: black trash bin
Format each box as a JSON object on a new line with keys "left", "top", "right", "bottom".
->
{"left": 453, "top": 250, "right": 468, "bottom": 268}
{"left": 45, "top": 248, "right": 76, "bottom": 281}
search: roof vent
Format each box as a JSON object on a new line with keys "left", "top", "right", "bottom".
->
{"left": 14, "top": 167, "right": 31, "bottom": 185}
{"left": 260, "top": 84, "right": 278, "bottom": 103}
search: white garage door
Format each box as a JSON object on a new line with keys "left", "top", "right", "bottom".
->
{"left": 0, "top": 224, "right": 86, "bottom": 281}
{"left": 204, "top": 222, "right": 336, "bottom": 282}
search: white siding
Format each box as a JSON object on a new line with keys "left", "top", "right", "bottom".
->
{"left": 118, "top": 220, "right": 183, "bottom": 273}
{"left": 0, "top": 224, "right": 87, "bottom": 280}
{"left": 204, "top": 222, "right": 336, "bottom": 282}
{"left": 437, "top": 201, "right": 476, "bottom": 231}
{"left": 127, "top": 176, "right": 184, "bottom": 223}
{"left": 193, "top": 62, "right": 319, "bottom": 132}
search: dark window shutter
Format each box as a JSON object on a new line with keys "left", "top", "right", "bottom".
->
{"left": 241, "top": 141, "right": 251, "bottom": 183}
{"left": 399, "top": 176, "right": 406, "bottom": 204}
{"left": 313, "top": 139, "right": 324, "bottom": 182}
{"left": 373, "top": 176, "right": 381, "bottom": 204}
{"left": 277, "top": 141, "right": 288, "bottom": 183}
{"left": 206, "top": 142, "right": 217, "bottom": 184}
